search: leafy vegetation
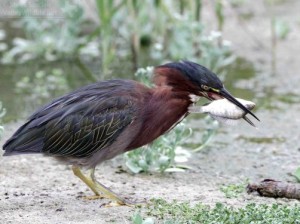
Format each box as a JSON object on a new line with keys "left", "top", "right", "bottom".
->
{"left": 124, "top": 122, "right": 193, "bottom": 173}
{"left": 2, "top": 1, "right": 87, "bottom": 64}
{"left": 131, "top": 199, "right": 300, "bottom": 224}
{"left": 132, "top": 211, "right": 155, "bottom": 224}
{"left": 220, "top": 180, "right": 248, "bottom": 198}
{"left": 2, "top": 0, "right": 235, "bottom": 80}
{"left": 294, "top": 167, "right": 300, "bottom": 183}
{"left": 15, "top": 69, "right": 69, "bottom": 106}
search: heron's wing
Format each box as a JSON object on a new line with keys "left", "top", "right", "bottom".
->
{"left": 3, "top": 80, "right": 138, "bottom": 157}
{"left": 42, "top": 98, "right": 134, "bottom": 157}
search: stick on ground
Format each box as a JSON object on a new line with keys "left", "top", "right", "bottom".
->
{"left": 247, "top": 179, "right": 300, "bottom": 200}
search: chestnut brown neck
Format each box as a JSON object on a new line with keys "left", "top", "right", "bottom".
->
{"left": 127, "top": 69, "right": 197, "bottom": 149}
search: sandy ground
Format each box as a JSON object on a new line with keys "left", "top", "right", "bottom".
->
{"left": 1, "top": 1, "right": 300, "bottom": 223}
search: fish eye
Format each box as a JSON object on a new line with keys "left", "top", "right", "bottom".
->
{"left": 201, "top": 85, "right": 210, "bottom": 91}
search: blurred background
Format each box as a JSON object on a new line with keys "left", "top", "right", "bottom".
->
{"left": 0, "top": 0, "right": 300, "bottom": 222}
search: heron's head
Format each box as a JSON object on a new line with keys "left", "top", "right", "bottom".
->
{"left": 154, "top": 60, "right": 259, "bottom": 123}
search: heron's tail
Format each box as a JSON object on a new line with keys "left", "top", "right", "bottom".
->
{"left": 3, "top": 123, "right": 44, "bottom": 156}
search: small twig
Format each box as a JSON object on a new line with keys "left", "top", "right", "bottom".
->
{"left": 247, "top": 179, "right": 300, "bottom": 200}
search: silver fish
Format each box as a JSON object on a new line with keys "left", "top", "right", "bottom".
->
{"left": 189, "top": 98, "right": 256, "bottom": 126}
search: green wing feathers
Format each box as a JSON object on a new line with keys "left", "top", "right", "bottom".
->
{"left": 3, "top": 80, "right": 136, "bottom": 158}
{"left": 43, "top": 107, "right": 133, "bottom": 157}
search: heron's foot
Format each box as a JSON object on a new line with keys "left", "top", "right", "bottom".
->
{"left": 103, "top": 198, "right": 147, "bottom": 207}
{"left": 102, "top": 201, "right": 128, "bottom": 207}
{"left": 72, "top": 166, "right": 147, "bottom": 207}
{"left": 82, "top": 195, "right": 106, "bottom": 200}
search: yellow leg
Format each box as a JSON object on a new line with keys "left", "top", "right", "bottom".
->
{"left": 72, "top": 166, "right": 102, "bottom": 197}
{"left": 72, "top": 166, "right": 134, "bottom": 206}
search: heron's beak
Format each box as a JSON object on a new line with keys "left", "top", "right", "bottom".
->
{"left": 219, "top": 88, "right": 260, "bottom": 122}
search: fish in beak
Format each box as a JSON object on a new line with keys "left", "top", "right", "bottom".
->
{"left": 206, "top": 88, "right": 260, "bottom": 127}
{"left": 219, "top": 88, "right": 259, "bottom": 118}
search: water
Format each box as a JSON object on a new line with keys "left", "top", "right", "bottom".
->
{"left": 0, "top": 60, "right": 88, "bottom": 122}
{"left": 224, "top": 57, "right": 256, "bottom": 99}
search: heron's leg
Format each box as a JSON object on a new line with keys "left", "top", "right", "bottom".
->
{"left": 90, "top": 169, "right": 128, "bottom": 205}
{"left": 72, "top": 166, "right": 139, "bottom": 206}
{"left": 72, "top": 166, "right": 103, "bottom": 198}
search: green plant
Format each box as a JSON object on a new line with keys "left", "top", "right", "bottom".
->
{"left": 220, "top": 180, "right": 248, "bottom": 198}
{"left": 132, "top": 211, "right": 155, "bottom": 224}
{"left": 229, "top": 0, "right": 247, "bottom": 8}
{"left": 2, "top": 0, "right": 88, "bottom": 64}
{"left": 294, "top": 167, "right": 300, "bottom": 182}
{"left": 1, "top": 0, "right": 99, "bottom": 81}
{"left": 15, "top": 68, "right": 69, "bottom": 105}
{"left": 215, "top": 0, "right": 225, "bottom": 33}
{"left": 158, "top": 14, "right": 235, "bottom": 75}
{"left": 134, "top": 66, "right": 154, "bottom": 87}
{"left": 124, "top": 122, "right": 192, "bottom": 173}
{"left": 135, "top": 199, "right": 300, "bottom": 223}
{"left": 2, "top": 0, "right": 236, "bottom": 80}
{"left": 94, "top": 0, "right": 126, "bottom": 76}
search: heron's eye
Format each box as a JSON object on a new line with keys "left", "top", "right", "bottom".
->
{"left": 201, "top": 85, "right": 210, "bottom": 91}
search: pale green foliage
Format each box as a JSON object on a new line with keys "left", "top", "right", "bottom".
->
{"left": 2, "top": 0, "right": 92, "bottom": 64}
{"left": 215, "top": 0, "right": 225, "bottom": 31}
{"left": 124, "top": 116, "right": 218, "bottom": 173}
{"left": 220, "top": 180, "right": 248, "bottom": 198}
{"left": 132, "top": 211, "right": 155, "bottom": 224}
{"left": 134, "top": 67, "right": 154, "bottom": 87}
{"left": 113, "top": 0, "right": 235, "bottom": 74}
{"left": 229, "top": 0, "right": 247, "bottom": 7}
{"left": 124, "top": 122, "right": 192, "bottom": 173}
{"left": 274, "top": 19, "right": 290, "bottom": 40}
{"left": 15, "top": 69, "right": 69, "bottom": 105}
{"left": 2, "top": 0, "right": 235, "bottom": 80}
{"left": 132, "top": 199, "right": 300, "bottom": 223}
{"left": 294, "top": 167, "right": 300, "bottom": 182}
{"left": 94, "top": 0, "right": 126, "bottom": 76}
{"left": 165, "top": 23, "right": 235, "bottom": 75}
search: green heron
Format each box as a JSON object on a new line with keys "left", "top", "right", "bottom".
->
{"left": 3, "top": 61, "right": 259, "bottom": 205}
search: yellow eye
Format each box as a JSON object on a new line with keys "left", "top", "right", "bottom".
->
{"left": 201, "top": 85, "right": 210, "bottom": 91}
